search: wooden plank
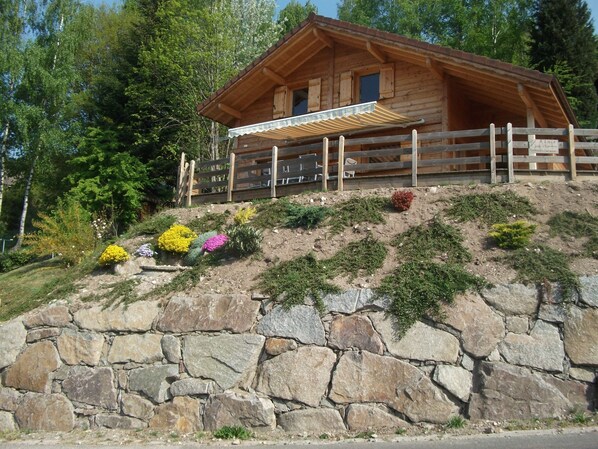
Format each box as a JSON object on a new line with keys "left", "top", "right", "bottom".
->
{"left": 490, "top": 123, "right": 497, "bottom": 184}
{"left": 338, "top": 136, "right": 345, "bottom": 192}
{"left": 197, "top": 157, "right": 229, "bottom": 168}
{"left": 511, "top": 127, "right": 567, "bottom": 136}
{"left": 235, "top": 174, "right": 270, "bottom": 185}
{"left": 418, "top": 142, "right": 489, "bottom": 154}
{"left": 575, "top": 142, "right": 598, "bottom": 150}
{"left": 573, "top": 128, "right": 598, "bottom": 137}
{"left": 196, "top": 180, "right": 228, "bottom": 189}
{"left": 517, "top": 84, "right": 548, "bottom": 128}
{"left": 352, "top": 160, "right": 411, "bottom": 171}
{"left": 425, "top": 57, "right": 444, "bottom": 80}
{"left": 507, "top": 123, "right": 514, "bottom": 183}
{"left": 273, "top": 86, "right": 287, "bottom": 119}
{"left": 512, "top": 156, "right": 568, "bottom": 163}
{"left": 218, "top": 103, "right": 242, "bottom": 120}
{"left": 313, "top": 28, "right": 334, "bottom": 48}
{"left": 322, "top": 137, "right": 329, "bottom": 191}
{"left": 346, "top": 147, "right": 411, "bottom": 158}
{"left": 307, "top": 78, "right": 322, "bottom": 112}
{"left": 227, "top": 153, "right": 235, "bottom": 202}
{"left": 419, "top": 128, "right": 490, "bottom": 141}
{"left": 186, "top": 159, "right": 195, "bottom": 207}
{"left": 366, "top": 40, "right": 386, "bottom": 63}
{"left": 576, "top": 156, "right": 598, "bottom": 163}
{"left": 271, "top": 146, "right": 278, "bottom": 198}
{"left": 177, "top": 152, "right": 186, "bottom": 207}
{"left": 418, "top": 156, "right": 490, "bottom": 167}
{"left": 235, "top": 162, "right": 271, "bottom": 174}
{"left": 411, "top": 129, "right": 418, "bottom": 187}
{"left": 345, "top": 134, "right": 412, "bottom": 146}
{"left": 339, "top": 71, "right": 353, "bottom": 106}
{"left": 262, "top": 67, "right": 286, "bottom": 85}
{"left": 568, "top": 124, "right": 577, "bottom": 181}
{"left": 379, "top": 63, "right": 394, "bottom": 98}
{"left": 512, "top": 141, "right": 566, "bottom": 150}
{"left": 197, "top": 168, "right": 229, "bottom": 178}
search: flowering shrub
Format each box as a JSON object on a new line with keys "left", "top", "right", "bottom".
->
{"left": 489, "top": 221, "right": 536, "bottom": 249}
{"left": 234, "top": 207, "right": 257, "bottom": 225}
{"left": 134, "top": 243, "right": 155, "bottom": 258}
{"left": 391, "top": 190, "right": 415, "bottom": 212}
{"left": 202, "top": 234, "right": 229, "bottom": 253}
{"left": 98, "top": 244, "right": 130, "bottom": 266}
{"left": 92, "top": 216, "right": 110, "bottom": 240}
{"left": 157, "top": 224, "right": 197, "bottom": 254}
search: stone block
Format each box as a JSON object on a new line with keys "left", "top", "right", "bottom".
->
{"left": 203, "top": 391, "right": 275, "bottom": 430}
{"left": 257, "top": 305, "right": 325, "bottom": 345}
{"left": 62, "top": 366, "right": 117, "bottom": 410}
{"left": 57, "top": 329, "right": 104, "bottom": 366}
{"left": 74, "top": 301, "right": 160, "bottom": 332}
{"left": 264, "top": 338, "right": 297, "bottom": 356}
{"left": 108, "top": 334, "right": 163, "bottom": 364}
{"left": 23, "top": 305, "right": 71, "bottom": 328}
{"left": 278, "top": 408, "right": 345, "bottom": 433}
{"left": 506, "top": 316, "right": 528, "bottom": 333}
{"left": 161, "top": 335, "right": 181, "bottom": 363}
{"left": 481, "top": 283, "right": 538, "bottom": 315}
{"left": 149, "top": 397, "right": 202, "bottom": 432}
{"left": 345, "top": 404, "right": 409, "bottom": 431}
{"left": 564, "top": 306, "right": 598, "bottom": 366}
{"left": 0, "top": 411, "right": 16, "bottom": 432}
{"left": 129, "top": 365, "right": 179, "bottom": 403}
{"left": 170, "top": 379, "right": 214, "bottom": 397}
{"left": 27, "top": 327, "right": 62, "bottom": 343}
{"left": 538, "top": 304, "right": 566, "bottom": 323}
{"left": 328, "top": 315, "right": 384, "bottom": 354}
{"left": 0, "top": 388, "right": 21, "bottom": 412}
{"left": 4, "top": 341, "right": 60, "bottom": 393}
{"left": 433, "top": 365, "right": 473, "bottom": 402}
{"left": 579, "top": 276, "right": 598, "bottom": 307}
{"left": 121, "top": 394, "right": 154, "bottom": 421}
{"left": 0, "top": 318, "right": 27, "bottom": 370}
{"left": 95, "top": 414, "right": 147, "bottom": 429}
{"left": 15, "top": 393, "right": 74, "bottom": 431}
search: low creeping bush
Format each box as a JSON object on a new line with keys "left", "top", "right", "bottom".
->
{"left": 329, "top": 196, "right": 391, "bottom": 234}
{"left": 489, "top": 221, "right": 536, "bottom": 249}
{"left": 187, "top": 211, "right": 230, "bottom": 233}
{"left": 445, "top": 191, "right": 536, "bottom": 225}
{"left": 285, "top": 203, "right": 330, "bottom": 229}
{"left": 328, "top": 234, "right": 387, "bottom": 279}
{"left": 0, "top": 250, "right": 35, "bottom": 273}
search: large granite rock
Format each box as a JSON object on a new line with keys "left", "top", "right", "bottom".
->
{"left": 161, "top": 335, "right": 181, "bottom": 363}
{"left": 371, "top": 315, "right": 459, "bottom": 363}
{"left": 157, "top": 294, "right": 259, "bottom": 333}
{"left": 95, "top": 415, "right": 147, "bottom": 429}
{"left": 183, "top": 334, "right": 264, "bottom": 390}
{"left": 108, "top": 334, "right": 163, "bottom": 364}
{"left": 62, "top": 366, "right": 117, "bottom": 410}
{"left": 442, "top": 293, "right": 505, "bottom": 358}
{"left": 170, "top": 379, "right": 214, "bottom": 397}
{"left": 203, "top": 391, "right": 275, "bottom": 430}
{"left": 345, "top": 404, "right": 409, "bottom": 431}
{"left": 0, "top": 388, "right": 21, "bottom": 412}
{"left": 330, "top": 351, "right": 458, "bottom": 423}
{"left": 0, "top": 411, "right": 16, "bottom": 432}
{"left": 57, "top": 329, "right": 104, "bottom": 366}
{"left": 74, "top": 301, "right": 160, "bottom": 332}
{"left": 121, "top": 394, "right": 155, "bottom": 421}
{"left": 15, "top": 393, "right": 74, "bottom": 431}
{"left": 579, "top": 276, "right": 598, "bottom": 307}
{"left": 0, "top": 318, "right": 27, "bottom": 370}
{"left": 323, "top": 289, "right": 389, "bottom": 314}
{"left": 499, "top": 321, "right": 565, "bottom": 372}
{"left": 23, "top": 305, "right": 71, "bottom": 328}
{"left": 4, "top": 341, "right": 60, "bottom": 393}
{"left": 255, "top": 346, "right": 335, "bottom": 407}
{"left": 564, "top": 306, "right": 598, "bottom": 366}
{"left": 469, "top": 362, "right": 573, "bottom": 420}
{"left": 433, "top": 366, "right": 472, "bottom": 402}
{"left": 129, "top": 365, "right": 179, "bottom": 403}
{"left": 149, "top": 397, "right": 202, "bottom": 432}
{"left": 27, "top": 327, "right": 62, "bottom": 343}
{"left": 257, "top": 305, "right": 326, "bottom": 345}
{"left": 544, "top": 376, "right": 595, "bottom": 412}
{"left": 278, "top": 409, "right": 346, "bottom": 433}
{"left": 328, "top": 315, "right": 384, "bottom": 354}
{"left": 481, "top": 283, "right": 538, "bottom": 315}
{"left": 264, "top": 338, "right": 297, "bottom": 356}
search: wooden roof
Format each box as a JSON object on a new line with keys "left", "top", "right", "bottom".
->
{"left": 197, "top": 13, "right": 577, "bottom": 129}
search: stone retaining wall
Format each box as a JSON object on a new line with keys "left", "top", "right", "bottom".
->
{"left": 0, "top": 278, "right": 597, "bottom": 433}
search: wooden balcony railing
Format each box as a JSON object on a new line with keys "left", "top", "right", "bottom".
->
{"left": 175, "top": 123, "right": 598, "bottom": 206}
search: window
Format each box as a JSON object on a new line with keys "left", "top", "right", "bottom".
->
{"left": 292, "top": 88, "right": 309, "bottom": 116}
{"left": 359, "top": 72, "right": 380, "bottom": 103}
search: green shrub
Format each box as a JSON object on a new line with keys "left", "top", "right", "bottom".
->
{"left": 285, "top": 203, "right": 330, "bottom": 229}
{"left": 328, "top": 235, "right": 387, "bottom": 279}
{"left": 252, "top": 198, "right": 291, "bottom": 229}
{"left": 393, "top": 217, "right": 471, "bottom": 264}
{"left": 0, "top": 250, "right": 36, "bottom": 273}
{"left": 489, "top": 221, "right": 536, "bottom": 249}
{"left": 187, "top": 211, "right": 230, "bottom": 233}
{"left": 376, "top": 262, "right": 488, "bottom": 335}
{"left": 548, "top": 210, "right": 598, "bottom": 238}
{"left": 224, "top": 224, "right": 262, "bottom": 257}
{"left": 446, "top": 416, "right": 466, "bottom": 429}
{"left": 329, "top": 196, "right": 390, "bottom": 234}
{"left": 233, "top": 206, "right": 257, "bottom": 225}
{"left": 124, "top": 214, "right": 176, "bottom": 238}
{"left": 445, "top": 191, "right": 536, "bottom": 225}
{"left": 213, "top": 426, "right": 252, "bottom": 440}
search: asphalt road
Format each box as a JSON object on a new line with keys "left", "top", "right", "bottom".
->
{"left": 1, "top": 428, "right": 597, "bottom": 449}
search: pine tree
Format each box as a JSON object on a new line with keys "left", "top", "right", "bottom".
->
{"left": 530, "top": 0, "right": 598, "bottom": 127}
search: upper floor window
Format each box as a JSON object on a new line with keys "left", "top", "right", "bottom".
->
{"left": 359, "top": 72, "right": 380, "bottom": 103}
{"left": 292, "top": 88, "right": 309, "bottom": 116}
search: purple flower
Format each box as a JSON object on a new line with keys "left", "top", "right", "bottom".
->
{"left": 202, "top": 234, "right": 228, "bottom": 253}
{"left": 134, "top": 243, "right": 155, "bottom": 258}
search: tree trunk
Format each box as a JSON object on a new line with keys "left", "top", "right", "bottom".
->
{"left": 210, "top": 120, "right": 219, "bottom": 160}
{"left": 0, "top": 121, "right": 9, "bottom": 219}
{"left": 13, "top": 155, "right": 37, "bottom": 251}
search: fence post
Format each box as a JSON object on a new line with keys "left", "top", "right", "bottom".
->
{"left": 186, "top": 159, "right": 195, "bottom": 207}
{"left": 411, "top": 129, "right": 418, "bottom": 187}
{"left": 337, "top": 136, "right": 345, "bottom": 192}
{"left": 271, "top": 146, "right": 278, "bottom": 198}
{"left": 568, "top": 124, "right": 577, "bottom": 181}
{"left": 506, "top": 123, "right": 514, "bottom": 183}
{"left": 489, "top": 123, "right": 497, "bottom": 184}
{"left": 177, "top": 152, "right": 186, "bottom": 207}
{"left": 227, "top": 152, "right": 236, "bottom": 202}
{"left": 322, "top": 137, "right": 329, "bottom": 192}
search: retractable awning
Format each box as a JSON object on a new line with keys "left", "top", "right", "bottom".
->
{"left": 228, "top": 101, "right": 422, "bottom": 140}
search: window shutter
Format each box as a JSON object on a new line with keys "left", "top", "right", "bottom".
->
{"left": 307, "top": 78, "right": 322, "bottom": 112}
{"left": 273, "top": 86, "right": 287, "bottom": 119}
{"left": 379, "top": 63, "right": 395, "bottom": 99}
{"left": 339, "top": 71, "right": 353, "bottom": 106}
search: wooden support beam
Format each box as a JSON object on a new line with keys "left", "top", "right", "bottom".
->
{"left": 568, "top": 124, "right": 577, "bottom": 181}
{"left": 338, "top": 136, "right": 345, "bottom": 192}
{"left": 411, "top": 129, "right": 418, "bottom": 187}
{"left": 271, "top": 146, "right": 278, "bottom": 198}
{"left": 186, "top": 159, "right": 195, "bottom": 207}
{"left": 262, "top": 67, "right": 286, "bottom": 86}
{"left": 506, "top": 122, "right": 514, "bottom": 183}
{"left": 322, "top": 137, "right": 329, "bottom": 192}
{"left": 218, "top": 103, "right": 242, "bottom": 120}
{"left": 227, "top": 152, "right": 236, "bottom": 202}
{"left": 313, "top": 28, "right": 334, "bottom": 48}
{"left": 426, "top": 57, "right": 444, "bottom": 80}
{"left": 366, "top": 41, "right": 386, "bottom": 63}
{"left": 517, "top": 84, "right": 548, "bottom": 128}
{"left": 489, "top": 123, "right": 497, "bottom": 184}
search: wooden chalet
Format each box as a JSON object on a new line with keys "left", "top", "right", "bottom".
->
{"left": 177, "top": 14, "right": 597, "bottom": 205}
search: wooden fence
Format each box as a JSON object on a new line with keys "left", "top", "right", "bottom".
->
{"left": 175, "top": 123, "right": 598, "bottom": 206}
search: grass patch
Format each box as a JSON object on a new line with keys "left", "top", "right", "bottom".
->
{"left": 252, "top": 198, "right": 291, "bottom": 229}
{"left": 393, "top": 217, "right": 471, "bottom": 264}
{"left": 354, "top": 431, "right": 375, "bottom": 439}
{"left": 213, "top": 426, "right": 252, "bottom": 440}
{"left": 571, "top": 411, "right": 591, "bottom": 425}
{"left": 445, "top": 191, "right": 536, "bottom": 225}
{"left": 328, "top": 234, "right": 387, "bottom": 279}
{"left": 548, "top": 211, "right": 598, "bottom": 259}
{"left": 376, "top": 262, "right": 488, "bottom": 335}
{"left": 328, "top": 196, "right": 391, "bottom": 234}
{"left": 395, "top": 428, "right": 407, "bottom": 435}
{"left": 123, "top": 214, "right": 176, "bottom": 238}
{"left": 187, "top": 211, "right": 230, "bottom": 233}
{"left": 502, "top": 244, "right": 579, "bottom": 299}
{"left": 446, "top": 416, "right": 466, "bottom": 429}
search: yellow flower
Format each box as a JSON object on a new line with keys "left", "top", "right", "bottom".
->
{"left": 98, "top": 244, "right": 130, "bottom": 266}
{"left": 157, "top": 224, "right": 197, "bottom": 254}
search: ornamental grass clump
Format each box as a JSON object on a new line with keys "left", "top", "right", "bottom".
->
{"left": 98, "top": 244, "right": 130, "bottom": 266}
{"left": 225, "top": 225, "right": 262, "bottom": 257}
{"left": 157, "top": 224, "right": 197, "bottom": 254}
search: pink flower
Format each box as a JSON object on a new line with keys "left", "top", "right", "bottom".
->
{"left": 202, "top": 234, "right": 229, "bottom": 252}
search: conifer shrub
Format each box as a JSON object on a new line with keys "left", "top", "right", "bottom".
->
{"left": 233, "top": 206, "right": 257, "bottom": 225}
{"left": 183, "top": 231, "right": 218, "bottom": 266}
{"left": 489, "top": 221, "right": 536, "bottom": 249}
{"left": 285, "top": 203, "right": 330, "bottom": 229}
{"left": 391, "top": 190, "right": 415, "bottom": 211}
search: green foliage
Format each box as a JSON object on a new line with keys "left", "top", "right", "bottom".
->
{"left": 187, "top": 211, "right": 230, "bottom": 233}
{"left": 571, "top": 411, "right": 591, "bottom": 424}
{"left": 328, "top": 235, "right": 388, "bottom": 279}
{"left": 376, "top": 262, "right": 488, "bottom": 335}
{"left": 144, "top": 260, "right": 210, "bottom": 301}
{"left": 489, "top": 220, "right": 536, "bottom": 249}
{"left": 233, "top": 206, "right": 256, "bottom": 225}
{"left": 329, "top": 196, "right": 390, "bottom": 234}
{"left": 445, "top": 191, "right": 536, "bottom": 225}
{"left": 354, "top": 431, "right": 375, "bottom": 439}
{"left": 213, "top": 426, "right": 252, "bottom": 440}
{"left": 548, "top": 210, "right": 598, "bottom": 238}
{"left": 25, "top": 200, "right": 97, "bottom": 266}
{"left": 277, "top": 0, "right": 318, "bottom": 35}
{"left": 82, "top": 278, "right": 141, "bottom": 308}
{"left": 0, "top": 250, "right": 35, "bottom": 274}
{"left": 285, "top": 203, "right": 330, "bottom": 229}
{"left": 395, "top": 428, "right": 407, "bottom": 435}
{"left": 124, "top": 214, "right": 176, "bottom": 238}
{"left": 393, "top": 217, "right": 471, "bottom": 264}
{"left": 256, "top": 254, "right": 341, "bottom": 311}
{"left": 224, "top": 224, "right": 263, "bottom": 258}
{"left": 446, "top": 416, "right": 467, "bottom": 429}
{"left": 502, "top": 244, "right": 579, "bottom": 299}
{"left": 183, "top": 231, "right": 218, "bottom": 266}
{"left": 252, "top": 198, "right": 291, "bottom": 229}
